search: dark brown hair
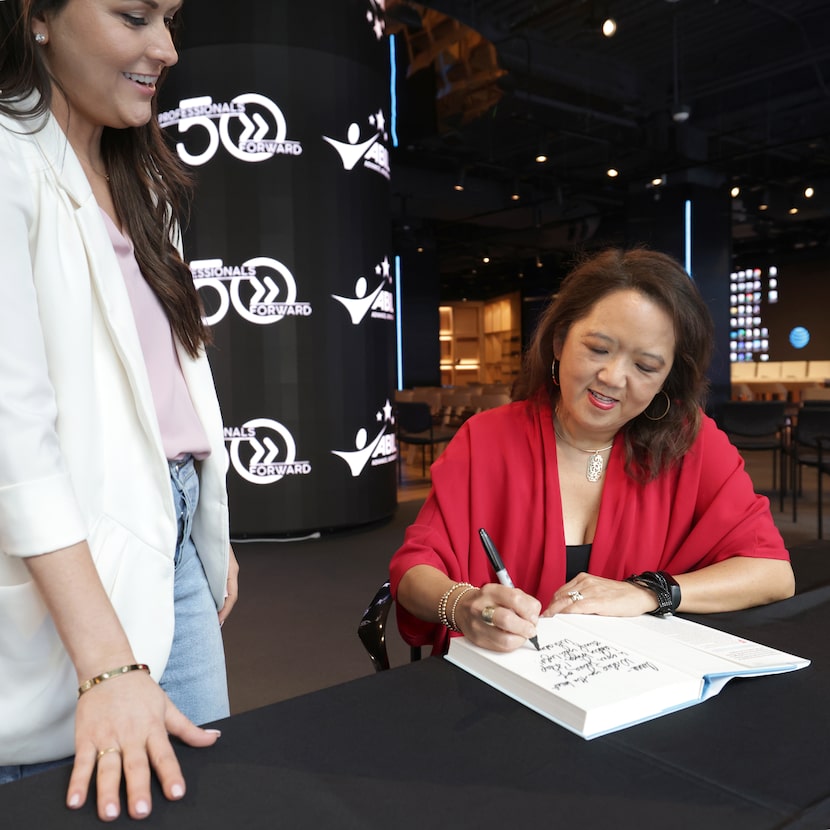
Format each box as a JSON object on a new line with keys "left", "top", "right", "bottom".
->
{"left": 513, "top": 247, "right": 714, "bottom": 481}
{"left": 0, "top": 0, "right": 209, "bottom": 358}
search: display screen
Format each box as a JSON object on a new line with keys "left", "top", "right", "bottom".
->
{"left": 730, "top": 260, "right": 830, "bottom": 362}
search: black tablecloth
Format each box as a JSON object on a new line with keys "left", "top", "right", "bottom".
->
{"left": 2, "top": 544, "right": 829, "bottom": 829}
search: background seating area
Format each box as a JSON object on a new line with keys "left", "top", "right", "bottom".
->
{"left": 394, "top": 383, "right": 513, "bottom": 477}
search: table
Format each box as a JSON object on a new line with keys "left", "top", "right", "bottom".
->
{"left": 2, "top": 544, "right": 830, "bottom": 829}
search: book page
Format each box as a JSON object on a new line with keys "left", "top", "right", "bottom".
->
{"left": 446, "top": 614, "right": 809, "bottom": 738}
{"left": 620, "top": 614, "right": 809, "bottom": 670}
{"left": 538, "top": 634, "right": 662, "bottom": 692}
{"left": 448, "top": 618, "right": 702, "bottom": 736}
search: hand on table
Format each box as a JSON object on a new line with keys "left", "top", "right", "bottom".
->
{"left": 67, "top": 671, "right": 221, "bottom": 822}
{"left": 543, "top": 573, "right": 658, "bottom": 617}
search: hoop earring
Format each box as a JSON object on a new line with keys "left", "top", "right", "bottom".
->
{"left": 551, "top": 359, "right": 560, "bottom": 387}
{"left": 644, "top": 390, "right": 671, "bottom": 421}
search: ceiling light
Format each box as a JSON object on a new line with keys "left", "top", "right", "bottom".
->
{"left": 758, "top": 188, "right": 770, "bottom": 210}
{"left": 535, "top": 253, "right": 543, "bottom": 269}
{"left": 510, "top": 178, "right": 521, "bottom": 201}
{"left": 606, "top": 167, "right": 619, "bottom": 178}
{"left": 651, "top": 175, "right": 666, "bottom": 187}
{"left": 804, "top": 186, "right": 815, "bottom": 198}
{"left": 602, "top": 17, "right": 617, "bottom": 37}
{"left": 672, "top": 104, "right": 691, "bottom": 123}
{"left": 789, "top": 206, "right": 799, "bottom": 215}
{"left": 535, "top": 138, "right": 548, "bottom": 164}
{"left": 453, "top": 168, "right": 466, "bottom": 192}
{"left": 730, "top": 185, "right": 740, "bottom": 198}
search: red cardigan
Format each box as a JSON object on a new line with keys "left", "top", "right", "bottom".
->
{"left": 389, "top": 398, "right": 789, "bottom": 653}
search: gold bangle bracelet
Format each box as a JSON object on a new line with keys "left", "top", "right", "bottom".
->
{"left": 77, "top": 664, "right": 150, "bottom": 698}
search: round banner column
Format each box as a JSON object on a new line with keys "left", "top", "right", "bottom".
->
{"left": 158, "top": 1, "right": 397, "bottom": 536}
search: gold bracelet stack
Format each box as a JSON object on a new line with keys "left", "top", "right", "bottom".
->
{"left": 77, "top": 664, "right": 151, "bottom": 698}
{"left": 438, "top": 582, "right": 476, "bottom": 632}
{"left": 450, "top": 585, "right": 479, "bottom": 633}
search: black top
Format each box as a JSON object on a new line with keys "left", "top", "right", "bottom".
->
{"left": 566, "top": 542, "right": 591, "bottom": 580}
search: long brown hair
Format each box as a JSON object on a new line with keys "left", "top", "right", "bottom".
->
{"left": 513, "top": 247, "right": 714, "bottom": 482}
{"left": 0, "top": 0, "right": 209, "bottom": 358}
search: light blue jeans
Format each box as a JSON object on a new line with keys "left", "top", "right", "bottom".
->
{"left": 0, "top": 456, "right": 229, "bottom": 785}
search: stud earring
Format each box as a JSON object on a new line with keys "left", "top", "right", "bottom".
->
{"left": 34, "top": 33, "right": 47, "bottom": 45}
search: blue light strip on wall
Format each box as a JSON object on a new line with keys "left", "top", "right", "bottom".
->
{"left": 684, "top": 199, "right": 693, "bottom": 277}
{"left": 389, "top": 35, "right": 399, "bottom": 148}
{"left": 395, "top": 255, "right": 404, "bottom": 389}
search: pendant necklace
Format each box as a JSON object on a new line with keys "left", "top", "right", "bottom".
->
{"left": 553, "top": 418, "right": 614, "bottom": 483}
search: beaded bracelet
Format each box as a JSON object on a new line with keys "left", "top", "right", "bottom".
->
{"left": 438, "top": 582, "right": 474, "bottom": 630}
{"left": 449, "top": 585, "right": 479, "bottom": 633}
{"left": 77, "top": 664, "right": 151, "bottom": 698}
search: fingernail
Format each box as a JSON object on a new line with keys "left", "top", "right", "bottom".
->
{"left": 205, "top": 728, "right": 222, "bottom": 736}
{"left": 105, "top": 803, "right": 118, "bottom": 819}
{"left": 171, "top": 783, "right": 185, "bottom": 798}
{"left": 135, "top": 800, "right": 150, "bottom": 817}
{"left": 68, "top": 793, "right": 81, "bottom": 809}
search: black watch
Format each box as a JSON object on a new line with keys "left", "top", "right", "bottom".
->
{"left": 625, "top": 571, "right": 681, "bottom": 616}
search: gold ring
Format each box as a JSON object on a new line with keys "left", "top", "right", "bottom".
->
{"left": 96, "top": 747, "right": 121, "bottom": 761}
{"left": 481, "top": 606, "right": 497, "bottom": 626}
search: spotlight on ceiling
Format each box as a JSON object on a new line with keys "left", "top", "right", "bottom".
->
{"left": 804, "top": 186, "right": 815, "bottom": 199}
{"left": 453, "top": 168, "right": 466, "bottom": 192}
{"left": 672, "top": 104, "right": 691, "bottom": 123}
{"left": 510, "top": 178, "right": 521, "bottom": 201}
{"left": 730, "top": 185, "right": 741, "bottom": 198}
{"left": 606, "top": 167, "right": 619, "bottom": 178}
{"left": 602, "top": 17, "right": 617, "bottom": 37}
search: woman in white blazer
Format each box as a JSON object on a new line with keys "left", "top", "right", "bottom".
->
{"left": 0, "top": 0, "right": 239, "bottom": 821}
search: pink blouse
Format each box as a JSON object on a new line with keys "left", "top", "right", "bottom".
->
{"left": 102, "top": 210, "right": 210, "bottom": 461}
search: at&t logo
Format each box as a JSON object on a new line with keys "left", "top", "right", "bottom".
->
{"left": 332, "top": 256, "right": 395, "bottom": 325}
{"left": 225, "top": 420, "right": 312, "bottom": 485}
{"left": 159, "top": 93, "right": 302, "bottom": 166}
{"left": 191, "top": 257, "right": 312, "bottom": 326}
{"left": 331, "top": 399, "right": 397, "bottom": 477}
{"left": 323, "top": 109, "right": 390, "bottom": 180}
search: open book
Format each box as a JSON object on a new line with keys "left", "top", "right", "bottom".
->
{"left": 445, "top": 614, "right": 809, "bottom": 739}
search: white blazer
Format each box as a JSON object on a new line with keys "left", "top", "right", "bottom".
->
{"left": 0, "top": 105, "right": 230, "bottom": 763}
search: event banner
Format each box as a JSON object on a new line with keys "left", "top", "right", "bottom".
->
{"left": 158, "top": 1, "right": 397, "bottom": 536}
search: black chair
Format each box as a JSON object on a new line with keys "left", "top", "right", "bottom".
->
{"left": 718, "top": 401, "right": 789, "bottom": 509}
{"left": 787, "top": 406, "right": 830, "bottom": 539}
{"left": 357, "top": 581, "right": 421, "bottom": 672}
{"left": 396, "top": 400, "right": 456, "bottom": 481}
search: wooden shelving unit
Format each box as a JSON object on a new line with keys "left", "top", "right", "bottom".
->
{"left": 438, "top": 293, "right": 521, "bottom": 386}
{"left": 439, "top": 302, "right": 483, "bottom": 386}
{"left": 482, "top": 292, "right": 521, "bottom": 383}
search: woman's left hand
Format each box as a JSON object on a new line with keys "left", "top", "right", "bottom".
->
{"left": 542, "top": 573, "right": 658, "bottom": 617}
{"left": 218, "top": 545, "right": 239, "bottom": 626}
